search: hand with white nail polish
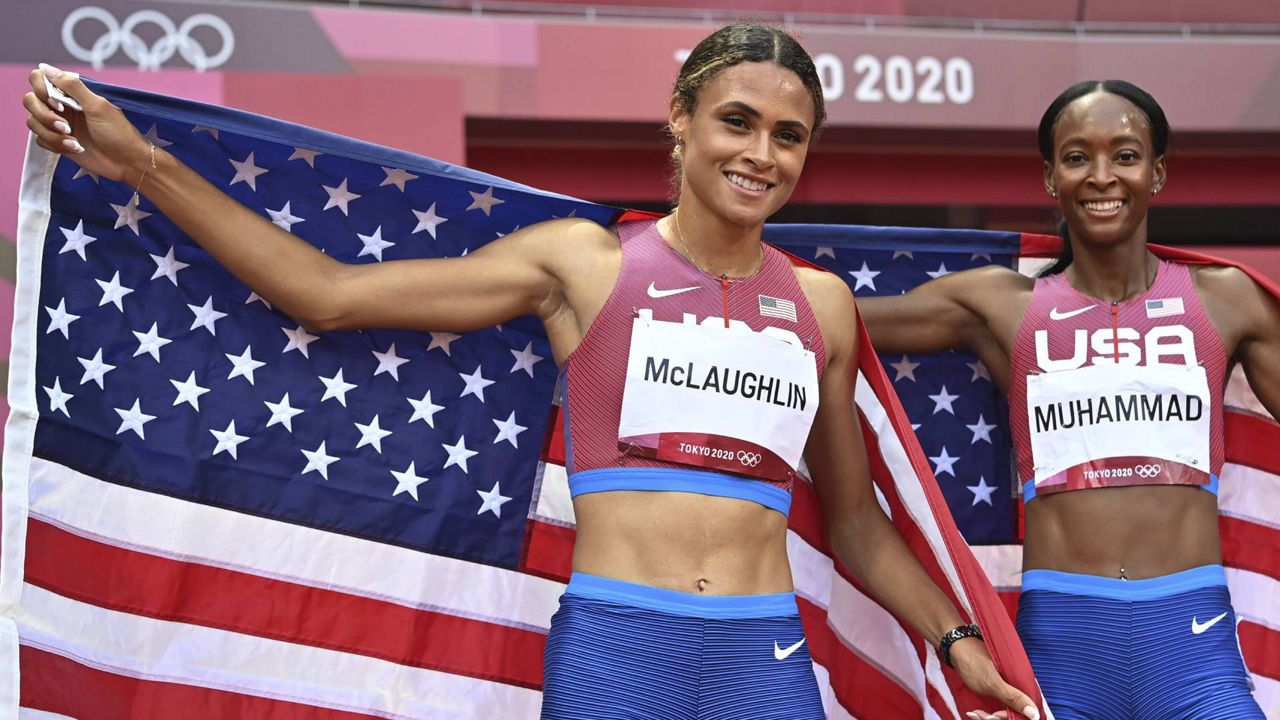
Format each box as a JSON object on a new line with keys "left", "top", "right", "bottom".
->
{"left": 22, "top": 63, "right": 151, "bottom": 186}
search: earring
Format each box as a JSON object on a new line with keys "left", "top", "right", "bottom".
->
{"left": 1048, "top": 189, "right": 1057, "bottom": 198}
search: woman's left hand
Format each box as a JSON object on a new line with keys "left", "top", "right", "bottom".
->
{"left": 949, "top": 637, "right": 1040, "bottom": 720}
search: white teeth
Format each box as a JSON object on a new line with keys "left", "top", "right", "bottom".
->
{"left": 727, "top": 173, "right": 768, "bottom": 192}
{"left": 1083, "top": 200, "right": 1123, "bottom": 212}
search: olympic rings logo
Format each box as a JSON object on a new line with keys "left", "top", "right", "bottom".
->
{"left": 736, "top": 451, "right": 762, "bottom": 468}
{"left": 1134, "top": 464, "right": 1163, "bottom": 478}
{"left": 62, "top": 7, "right": 235, "bottom": 72}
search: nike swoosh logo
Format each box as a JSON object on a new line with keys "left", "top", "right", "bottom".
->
{"left": 774, "top": 638, "right": 805, "bottom": 660}
{"left": 1191, "top": 611, "right": 1229, "bottom": 635}
{"left": 647, "top": 282, "right": 700, "bottom": 299}
{"left": 1048, "top": 304, "right": 1098, "bottom": 321}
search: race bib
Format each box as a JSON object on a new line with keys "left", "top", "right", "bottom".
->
{"left": 1026, "top": 363, "right": 1210, "bottom": 494}
{"left": 618, "top": 311, "right": 819, "bottom": 482}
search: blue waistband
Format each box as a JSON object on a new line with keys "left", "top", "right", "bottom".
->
{"left": 568, "top": 467, "right": 791, "bottom": 516}
{"left": 565, "top": 572, "right": 798, "bottom": 619}
{"left": 1022, "top": 472, "right": 1219, "bottom": 501}
{"left": 1022, "top": 564, "right": 1227, "bottom": 601}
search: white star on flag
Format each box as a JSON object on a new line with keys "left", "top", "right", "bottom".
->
{"left": 411, "top": 203, "right": 448, "bottom": 239}
{"left": 459, "top": 365, "right": 495, "bottom": 402}
{"left": 142, "top": 124, "right": 173, "bottom": 148}
{"left": 966, "top": 414, "right": 997, "bottom": 445}
{"left": 889, "top": 356, "right": 920, "bottom": 383}
{"left": 966, "top": 360, "right": 992, "bottom": 383}
{"left": 892, "top": 250, "right": 914, "bottom": 260}
{"left": 226, "top": 346, "right": 266, "bottom": 384}
{"left": 132, "top": 322, "right": 172, "bottom": 362}
{"left": 380, "top": 167, "right": 418, "bottom": 191}
{"left": 848, "top": 261, "right": 881, "bottom": 292}
{"left": 354, "top": 415, "right": 393, "bottom": 454}
{"left": 96, "top": 271, "right": 134, "bottom": 311}
{"left": 928, "top": 385, "right": 960, "bottom": 414}
{"left": 114, "top": 399, "right": 156, "bottom": 439}
{"left": 476, "top": 482, "right": 512, "bottom": 518}
{"left": 210, "top": 420, "right": 250, "bottom": 459}
{"left": 300, "top": 441, "right": 339, "bottom": 480}
{"left": 43, "top": 377, "right": 73, "bottom": 417}
{"left": 288, "top": 147, "right": 320, "bottom": 167}
{"left": 427, "top": 332, "right": 460, "bottom": 356}
{"left": 228, "top": 151, "right": 269, "bottom": 190}
{"left": 44, "top": 299, "right": 79, "bottom": 339}
{"left": 192, "top": 125, "right": 219, "bottom": 139}
{"left": 407, "top": 390, "right": 445, "bottom": 427}
{"left": 246, "top": 292, "right": 272, "bottom": 309}
{"left": 509, "top": 341, "right": 544, "bottom": 377}
{"left": 967, "top": 476, "right": 997, "bottom": 506}
{"left": 322, "top": 179, "right": 361, "bottom": 215}
{"left": 264, "top": 392, "right": 304, "bottom": 432}
{"left": 268, "top": 202, "right": 305, "bottom": 232}
{"left": 111, "top": 202, "right": 151, "bottom": 235}
{"left": 58, "top": 220, "right": 96, "bottom": 260}
{"left": 442, "top": 436, "right": 478, "bottom": 473}
{"left": 814, "top": 247, "right": 835, "bottom": 259}
{"left": 391, "top": 462, "right": 430, "bottom": 501}
{"left": 372, "top": 343, "right": 410, "bottom": 380}
{"left": 927, "top": 262, "right": 953, "bottom": 279}
{"left": 170, "top": 371, "right": 210, "bottom": 411}
{"left": 357, "top": 226, "right": 395, "bottom": 261}
{"left": 928, "top": 446, "right": 960, "bottom": 477}
{"left": 492, "top": 412, "right": 527, "bottom": 448}
{"left": 77, "top": 349, "right": 115, "bottom": 388}
{"left": 73, "top": 166, "right": 99, "bottom": 184}
{"left": 188, "top": 297, "right": 228, "bottom": 335}
{"left": 466, "top": 187, "right": 504, "bottom": 216}
{"left": 149, "top": 247, "right": 190, "bottom": 285}
{"left": 319, "top": 368, "right": 357, "bottom": 406}
{"left": 281, "top": 325, "right": 320, "bottom": 358}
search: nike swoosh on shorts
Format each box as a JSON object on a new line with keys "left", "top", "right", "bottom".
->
{"left": 1191, "top": 611, "right": 1229, "bottom": 635}
{"left": 774, "top": 638, "right": 805, "bottom": 660}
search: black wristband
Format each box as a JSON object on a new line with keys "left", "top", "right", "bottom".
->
{"left": 937, "top": 623, "right": 983, "bottom": 668}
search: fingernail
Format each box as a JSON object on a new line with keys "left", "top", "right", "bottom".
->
{"left": 54, "top": 120, "right": 71, "bottom": 135}
{"left": 51, "top": 100, "right": 64, "bottom": 113}
{"left": 1024, "top": 706, "right": 1040, "bottom": 720}
{"left": 62, "top": 138, "right": 83, "bottom": 153}
{"left": 39, "top": 62, "right": 63, "bottom": 79}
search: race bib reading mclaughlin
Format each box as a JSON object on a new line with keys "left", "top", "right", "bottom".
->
{"left": 1026, "top": 363, "right": 1211, "bottom": 493}
{"left": 618, "top": 311, "right": 819, "bottom": 482}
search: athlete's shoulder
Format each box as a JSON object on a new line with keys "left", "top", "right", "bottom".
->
{"left": 792, "top": 265, "right": 856, "bottom": 315}
{"left": 1190, "top": 263, "right": 1257, "bottom": 298}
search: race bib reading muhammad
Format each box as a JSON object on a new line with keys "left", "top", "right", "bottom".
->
{"left": 1026, "top": 363, "right": 1210, "bottom": 494}
{"left": 618, "top": 311, "right": 819, "bottom": 482}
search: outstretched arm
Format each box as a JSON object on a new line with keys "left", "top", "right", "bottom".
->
{"left": 1229, "top": 272, "right": 1280, "bottom": 421}
{"left": 858, "top": 265, "right": 1025, "bottom": 356}
{"left": 22, "top": 67, "right": 602, "bottom": 335}
{"left": 799, "top": 271, "right": 1039, "bottom": 720}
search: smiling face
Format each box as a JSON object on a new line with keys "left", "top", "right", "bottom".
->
{"left": 668, "top": 61, "right": 816, "bottom": 229}
{"left": 1045, "top": 91, "right": 1167, "bottom": 249}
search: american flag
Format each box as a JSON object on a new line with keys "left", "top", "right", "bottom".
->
{"left": 3, "top": 80, "right": 1273, "bottom": 718}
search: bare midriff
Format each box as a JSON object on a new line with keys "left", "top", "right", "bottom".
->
{"left": 1023, "top": 484, "right": 1221, "bottom": 579}
{"left": 571, "top": 490, "right": 794, "bottom": 596}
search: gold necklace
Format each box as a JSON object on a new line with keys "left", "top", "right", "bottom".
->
{"left": 671, "top": 209, "right": 763, "bottom": 282}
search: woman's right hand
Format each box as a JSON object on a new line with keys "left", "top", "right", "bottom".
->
{"left": 22, "top": 64, "right": 150, "bottom": 184}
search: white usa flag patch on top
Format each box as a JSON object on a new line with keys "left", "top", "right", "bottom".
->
{"left": 758, "top": 295, "right": 798, "bottom": 322}
{"left": 1146, "top": 297, "right": 1185, "bottom": 318}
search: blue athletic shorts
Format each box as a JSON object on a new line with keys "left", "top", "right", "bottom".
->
{"left": 1016, "top": 564, "right": 1263, "bottom": 719}
{"left": 541, "top": 573, "right": 825, "bottom": 720}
